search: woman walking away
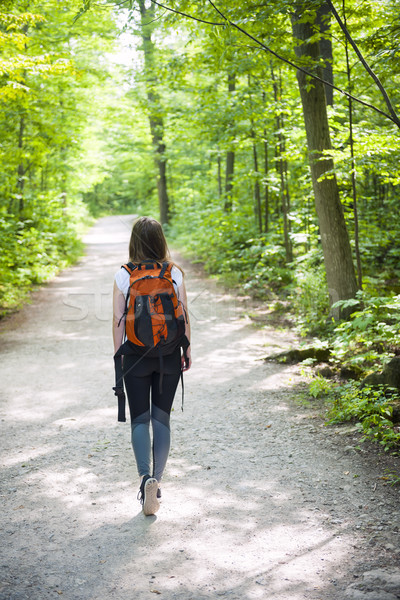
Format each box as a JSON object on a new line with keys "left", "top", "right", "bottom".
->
{"left": 112, "top": 217, "right": 191, "bottom": 516}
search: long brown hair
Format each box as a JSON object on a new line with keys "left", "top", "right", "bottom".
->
{"left": 129, "top": 216, "right": 170, "bottom": 263}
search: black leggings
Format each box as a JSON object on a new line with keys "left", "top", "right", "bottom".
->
{"left": 122, "top": 349, "right": 181, "bottom": 482}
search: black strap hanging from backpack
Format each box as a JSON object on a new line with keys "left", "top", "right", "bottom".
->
{"left": 113, "top": 343, "right": 155, "bottom": 423}
{"left": 113, "top": 353, "right": 126, "bottom": 423}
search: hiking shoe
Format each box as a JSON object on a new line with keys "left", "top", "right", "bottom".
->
{"left": 138, "top": 476, "right": 159, "bottom": 516}
{"left": 137, "top": 474, "right": 149, "bottom": 504}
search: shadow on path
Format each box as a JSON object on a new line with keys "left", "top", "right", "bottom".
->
{"left": 1, "top": 216, "right": 399, "bottom": 600}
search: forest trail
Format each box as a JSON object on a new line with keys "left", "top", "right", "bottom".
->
{"left": 1, "top": 215, "right": 399, "bottom": 600}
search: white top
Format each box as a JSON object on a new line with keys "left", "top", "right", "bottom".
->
{"left": 114, "top": 264, "right": 183, "bottom": 297}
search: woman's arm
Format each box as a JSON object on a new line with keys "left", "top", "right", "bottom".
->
{"left": 112, "top": 281, "right": 126, "bottom": 354}
{"left": 177, "top": 279, "right": 191, "bottom": 371}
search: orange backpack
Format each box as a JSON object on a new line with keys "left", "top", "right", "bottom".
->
{"left": 123, "top": 261, "right": 186, "bottom": 350}
{"left": 113, "top": 261, "right": 189, "bottom": 421}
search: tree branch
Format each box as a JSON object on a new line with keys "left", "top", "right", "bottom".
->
{"left": 205, "top": 0, "right": 399, "bottom": 127}
{"left": 147, "top": 0, "right": 399, "bottom": 128}
{"left": 149, "top": 0, "right": 225, "bottom": 26}
{"left": 326, "top": 0, "right": 400, "bottom": 128}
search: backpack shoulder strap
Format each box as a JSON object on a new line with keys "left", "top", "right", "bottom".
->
{"left": 159, "top": 262, "right": 169, "bottom": 278}
{"left": 159, "top": 261, "right": 172, "bottom": 279}
{"left": 121, "top": 262, "right": 137, "bottom": 275}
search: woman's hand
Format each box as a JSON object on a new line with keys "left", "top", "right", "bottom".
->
{"left": 177, "top": 278, "right": 191, "bottom": 371}
{"left": 181, "top": 347, "right": 192, "bottom": 371}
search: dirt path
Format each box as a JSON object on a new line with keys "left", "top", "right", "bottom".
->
{"left": 1, "top": 215, "right": 399, "bottom": 600}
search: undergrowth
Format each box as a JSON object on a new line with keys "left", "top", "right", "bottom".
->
{"left": 331, "top": 291, "right": 400, "bottom": 369}
{"left": 171, "top": 211, "right": 400, "bottom": 452}
{"left": 0, "top": 203, "right": 89, "bottom": 318}
{"left": 327, "top": 382, "right": 400, "bottom": 453}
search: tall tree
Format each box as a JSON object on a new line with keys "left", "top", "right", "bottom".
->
{"left": 271, "top": 64, "right": 292, "bottom": 262}
{"left": 317, "top": 0, "right": 334, "bottom": 106}
{"left": 291, "top": 2, "right": 357, "bottom": 315}
{"left": 224, "top": 71, "right": 236, "bottom": 211}
{"left": 136, "top": 0, "right": 170, "bottom": 224}
{"left": 342, "top": 0, "right": 362, "bottom": 289}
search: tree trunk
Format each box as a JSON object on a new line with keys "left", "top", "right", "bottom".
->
{"left": 224, "top": 72, "right": 236, "bottom": 212}
{"left": 224, "top": 150, "right": 235, "bottom": 211}
{"left": 291, "top": 5, "right": 357, "bottom": 317}
{"left": 271, "top": 65, "right": 292, "bottom": 262}
{"left": 157, "top": 150, "right": 169, "bottom": 225}
{"left": 316, "top": 1, "right": 334, "bottom": 106}
{"left": 263, "top": 90, "right": 269, "bottom": 233}
{"left": 248, "top": 78, "right": 262, "bottom": 232}
{"left": 263, "top": 136, "right": 269, "bottom": 233}
{"left": 343, "top": 0, "right": 362, "bottom": 289}
{"left": 217, "top": 153, "right": 222, "bottom": 198}
{"left": 59, "top": 97, "right": 68, "bottom": 211}
{"left": 17, "top": 115, "right": 25, "bottom": 214}
{"left": 283, "top": 160, "right": 292, "bottom": 261}
{"left": 137, "top": 0, "right": 170, "bottom": 224}
{"left": 252, "top": 140, "right": 262, "bottom": 232}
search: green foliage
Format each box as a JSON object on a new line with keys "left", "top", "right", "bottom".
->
{"left": 0, "top": 0, "right": 121, "bottom": 314}
{"left": 0, "top": 201, "right": 88, "bottom": 317}
{"left": 383, "top": 469, "right": 400, "bottom": 486}
{"left": 331, "top": 292, "right": 400, "bottom": 368}
{"left": 328, "top": 383, "right": 400, "bottom": 452}
{"left": 309, "top": 374, "right": 333, "bottom": 398}
{"left": 171, "top": 204, "right": 292, "bottom": 294}
{"left": 289, "top": 249, "right": 330, "bottom": 334}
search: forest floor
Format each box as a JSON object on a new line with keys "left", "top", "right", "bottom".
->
{"left": 1, "top": 215, "right": 399, "bottom": 600}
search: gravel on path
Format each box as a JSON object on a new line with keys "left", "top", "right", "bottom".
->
{"left": 0, "top": 215, "right": 399, "bottom": 600}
